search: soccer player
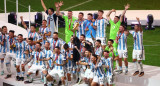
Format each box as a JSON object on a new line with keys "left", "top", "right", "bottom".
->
{"left": 48, "top": 32, "right": 62, "bottom": 52}
{"left": 0, "top": 26, "right": 7, "bottom": 75}
{"left": 20, "top": 16, "right": 42, "bottom": 43}
{"left": 91, "top": 54, "right": 105, "bottom": 86}
{"left": 39, "top": 20, "right": 51, "bottom": 46}
{"left": 63, "top": 43, "right": 73, "bottom": 85}
{"left": 94, "top": 10, "right": 108, "bottom": 50}
{"left": 84, "top": 13, "right": 96, "bottom": 45}
{"left": 74, "top": 12, "right": 85, "bottom": 39}
{"left": 117, "top": 25, "right": 129, "bottom": 74}
{"left": 95, "top": 39, "right": 103, "bottom": 57}
{"left": 77, "top": 49, "right": 93, "bottom": 86}
{"left": 46, "top": 46, "right": 66, "bottom": 86}
{"left": 106, "top": 4, "right": 130, "bottom": 48}
{"left": 15, "top": 34, "right": 27, "bottom": 81}
{"left": 56, "top": 2, "right": 77, "bottom": 43}
{"left": 25, "top": 38, "right": 36, "bottom": 68}
{"left": 68, "top": 35, "right": 74, "bottom": 49}
{"left": 41, "top": 0, "right": 62, "bottom": 36}
{"left": 5, "top": 30, "right": 17, "bottom": 79}
{"left": 23, "top": 42, "right": 48, "bottom": 86}
{"left": 101, "top": 50, "right": 113, "bottom": 86}
{"left": 129, "top": 17, "right": 144, "bottom": 77}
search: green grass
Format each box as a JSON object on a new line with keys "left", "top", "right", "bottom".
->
{"left": 53, "top": 26, "right": 160, "bottom": 67}
{"left": 0, "top": 0, "right": 160, "bottom": 13}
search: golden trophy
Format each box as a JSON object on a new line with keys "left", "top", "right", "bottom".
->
{"left": 71, "top": 22, "right": 79, "bottom": 32}
{"left": 10, "top": 44, "right": 16, "bottom": 50}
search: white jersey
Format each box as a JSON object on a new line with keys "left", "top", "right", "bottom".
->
{"left": 32, "top": 51, "right": 45, "bottom": 65}
{"left": 15, "top": 41, "right": 27, "bottom": 59}
{"left": 43, "top": 49, "right": 53, "bottom": 67}
{"left": 48, "top": 38, "right": 62, "bottom": 51}
{"left": 6, "top": 36, "right": 17, "bottom": 54}
{"left": 74, "top": 20, "right": 85, "bottom": 38}
{"left": 0, "top": 33, "right": 7, "bottom": 53}
{"left": 130, "top": 31, "right": 143, "bottom": 50}
{"left": 52, "top": 53, "right": 66, "bottom": 70}
{"left": 95, "top": 18, "right": 107, "bottom": 38}
{"left": 117, "top": 32, "right": 128, "bottom": 51}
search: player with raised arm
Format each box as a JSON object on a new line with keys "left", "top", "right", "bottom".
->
{"left": 129, "top": 17, "right": 145, "bottom": 77}
{"left": 20, "top": 16, "right": 42, "bottom": 43}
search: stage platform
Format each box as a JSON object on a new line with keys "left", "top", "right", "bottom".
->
{"left": 0, "top": 62, "right": 160, "bottom": 86}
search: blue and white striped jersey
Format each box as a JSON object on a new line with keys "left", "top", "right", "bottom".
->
{"left": 68, "top": 41, "right": 74, "bottom": 49}
{"left": 52, "top": 53, "right": 66, "bottom": 70}
{"left": 95, "top": 46, "right": 103, "bottom": 57}
{"left": 26, "top": 44, "right": 36, "bottom": 57}
{"left": 32, "top": 51, "right": 45, "bottom": 65}
{"left": 117, "top": 32, "right": 128, "bottom": 50}
{"left": 65, "top": 50, "right": 73, "bottom": 68}
{"left": 48, "top": 38, "right": 61, "bottom": 51}
{"left": 95, "top": 18, "right": 107, "bottom": 38}
{"left": 39, "top": 27, "right": 51, "bottom": 45}
{"left": 0, "top": 33, "right": 7, "bottom": 53}
{"left": 130, "top": 31, "right": 143, "bottom": 50}
{"left": 74, "top": 20, "right": 85, "bottom": 38}
{"left": 15, "top": 41, "right": 27, "bottom": 59}
{"left": 27, "top": 29, "right": 41, "bottom": 41}
{"left": 101, "top": 57, "right": 113, "bottom": 76}
{"left": 43, "top": 49, "right": 53, "bottom": 67}
{"left": 89, "top": 62, "right": 105, "bottom": 77}
{"left": 6, "top": 36, "right": 17, "bottom": 53}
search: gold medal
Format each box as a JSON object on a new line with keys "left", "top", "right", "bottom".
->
{"left": 86, "top": 28, "right": 89, "bottom": 31}
{"left": 66, "top": 60, "right": 68, "bottom": 63}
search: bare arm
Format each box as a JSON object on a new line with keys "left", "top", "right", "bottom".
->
{"left": 106, "top": 9, "right": 116, "bottom": 21}
{"left": 20, "top": 16, "right": 28, "bottom": 29}
{"left": 41, "top": 0, "right": 47, "bottom": 12}
{"left": 136, "top": 17, "right": 143, "bottom": 32}
{"left": 120, "top": 4, "right": 130, "bottom": 22}
{"left": 55, "top": 1, "right": 63, "bottom": 16}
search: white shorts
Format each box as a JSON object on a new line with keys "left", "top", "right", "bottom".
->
{"left": 16, "top": 58, "right": 26, "bottom": 66}
{"left": 118, "top": 50, "right": 128, "bottom": 58}
{"left": 0, "top": 53, "right": 6, "bottom": 59}
{"left": 84, "top": 69, "right": 94, "bottom": 79}
{"left": 5, "top": 52, "right": 16, "bottom": 63}
{"left": 49, "top": 68, "right": 64, "bottom": 78}
{"left": 67, "top": 68, "right": 73, "bottom": 74}
{"left": 132, "top": 50, "right": 144, "bottom": 60}
{"left": 93, "top": 75, "right": 105, "bottom": 85}
{"left": 96, "top": 37, "right": 106, "bottom": 46}
{"left": 28, "top": 60, "right": 34, "bottom": 66}
{"left": 28, "top": 64, "right": 46, "bottom": 73}
{"left": 86, "top": 38, "right": 94, "bottom": 46}
{"left": 105, "top": 76, "right": 113, "bottom": 85}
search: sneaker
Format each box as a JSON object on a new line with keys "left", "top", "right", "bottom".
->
{"left": 16, "top": 76, "right": 20, "bottom": 81}
{"left": 118, "top": 70, "right": 123, "bottom": 74}
{"left": 78, "top": 78, "right": 82, "bottom": 84}
{"left": 139, "top": 72, "right": 144, "bottom": 77}
{"left": 133, "top": 71, "right": 139, "bottom": 76}
{"left": 58, "top": 80, "right": 62, "bottom": 86}
{"left": 21, "top": 77, "right": 24, "bottom": 81}
{"left": 5, "top": 74, "right": 12, "bottom": 79}
{"left": 125, "top": 70, "right": 128, "bottom": 75}
{"left": 24, "top": 80, "right": 33, "bottom": 84}
{"left": 1, "top": 71, "right": 4, "bottom": 75}
{"left": 76, "top": 78, "right": 80, "bottom": 83}
{"left": 41, "top": 78, "right": 44, "bottom": 82}
{"left": 44, "top": 84, "right": 47, "bottom": 86}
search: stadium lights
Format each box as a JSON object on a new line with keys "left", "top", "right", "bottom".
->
{"left": 145, "top": 14, "right": 155, "bottom": 30}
